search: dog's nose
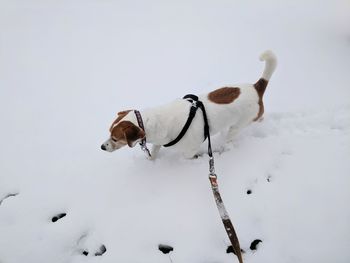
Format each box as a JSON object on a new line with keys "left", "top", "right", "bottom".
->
{"left": 101, "top": 144, "right": 107, "bottom": 151}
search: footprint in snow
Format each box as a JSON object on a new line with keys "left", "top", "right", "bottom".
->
{"left": 262, "top": 149, "right": 293, "bottom": 185}
{"left": 226, "top": 245, "right": 245, "bottom": 255}
{"left": 76, "top": 233, "right": 107, "bottom": 257}
{"left": 0, "top": 192, "right": 19, "bottom": 206}
{"left": 82, "top": 245, "right": 107, "bottom": 256}
{"left": 158, "top": 244, "right": 174, "bottom": 254}
{"left": 226, "top": 239, "right": 262, "bottom": 255}
{"left": 266, "top": 174, "right": 272, "bottom": 182}
{"left": 51, "top": 213, "right": 67, "bottom": 222}
{"left": 50, "top": 212, "right": 107, "bottom": 257}
{"left": 250, "top": 239, "right": 262, "bottom": 250}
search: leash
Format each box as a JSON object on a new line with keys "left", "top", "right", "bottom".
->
{"left": 184, "top": 95, "right": 244, "bottom": 263}
{"left": 134, "top": 110, "right": 152, "bottom": 158}
{"left": 135, "top": 97, "right": 243, "bottom": 262}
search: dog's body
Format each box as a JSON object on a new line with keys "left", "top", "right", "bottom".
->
{"left": 101, "top": 50, "right": 277, "bottom": 159}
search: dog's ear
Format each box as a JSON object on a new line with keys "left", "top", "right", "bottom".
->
{"left": 118, "top": 110, "right": 132, "bottom": 116}
{"left": 123, "top": 123, "right": 145, "bottom": 147}
{"left": 109, "top": 110, "right": 132, "bottom": 132}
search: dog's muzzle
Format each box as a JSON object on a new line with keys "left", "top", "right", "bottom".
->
{"left": 101, "top": 138, "right": 126, "bottom": 152}
{"left": 101, "top": 139, "right": 115, "bottom": 152}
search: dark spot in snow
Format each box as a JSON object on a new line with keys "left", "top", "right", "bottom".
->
{"left": 95, "top": 245, "right": 107, "bottom": 256}
{"left": 158, "top": 244, "right": 173, "bottom": 254}
{"left": 82, "top": 251, "right": 89, "bottom": 256}
{"left": 226, "top": 245, "right": 234, "bottom": 253}
{"left": 0, "top": 193, "right": 19, "bottom": 206}
{"left": 51, "top": 213, "right": 66, "bottom": 222}
{"left": 267, "top": 175, "right": 272, "bottom": 182}
{"left": 247, "top": 189, "right": 252, "bottom": 195}
{"left": 250, "top": 239, "right": 262, "bottom": 250}
{"left": 226, "top": 245, "right": 245, "bottom": 255}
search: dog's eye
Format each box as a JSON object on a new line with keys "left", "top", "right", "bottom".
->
{"left": 111, "top": 138, "right": 117, "bottom": 142}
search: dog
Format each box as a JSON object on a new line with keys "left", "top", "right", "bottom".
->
{"left": 101, "top": 50, "right": 277, "bottom": 159}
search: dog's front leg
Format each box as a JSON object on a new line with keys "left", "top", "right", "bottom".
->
{"left": 147, "top": 145, "right": 161, "bottom": 160}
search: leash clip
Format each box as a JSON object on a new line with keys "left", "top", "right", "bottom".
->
{"left": 139, "top": 142, "right": 152, "bottom": 158}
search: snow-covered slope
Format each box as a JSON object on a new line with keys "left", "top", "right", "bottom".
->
{"left": 0, "top": 0, "right": 349, "bottom": 263}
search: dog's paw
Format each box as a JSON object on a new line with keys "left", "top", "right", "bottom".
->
{"left": 146, "top": 155, "right": 156, "bottom": 161}
{"left": 149, "top": 145, "right": 161, "bottom": 160}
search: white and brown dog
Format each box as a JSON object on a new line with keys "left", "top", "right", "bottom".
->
{"left": 101, "top": 50, "right": 277, "bottom": 159}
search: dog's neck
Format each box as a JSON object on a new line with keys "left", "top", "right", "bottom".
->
{"left": 124, "top": 108, "right": 169, "bottom": 145}
{"left": 137, "top": 109, "right": 168, "bottom": 145}
{"left": 124, "top": 100, "right": 191, "bottom": 146}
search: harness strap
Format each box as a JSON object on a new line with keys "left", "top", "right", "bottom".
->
{"left": 163, "top": 103, "right": 198, "bottom": 147}
{"left": 163, "top": 94, "right": 208, "bottom": 148}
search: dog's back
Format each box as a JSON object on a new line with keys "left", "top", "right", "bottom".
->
{"left": 200, "top": 50, "right": 277, "bottom": 136}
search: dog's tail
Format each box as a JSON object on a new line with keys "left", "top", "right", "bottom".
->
{"left": 254, "top": 50, "right": 277, "bottom": 98}
{"left": 259, "top": 50, "right": 277, "bottom": 81}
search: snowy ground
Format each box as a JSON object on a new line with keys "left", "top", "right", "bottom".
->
{"left": 0, "top": 0, "right": 349, "bottom": 263}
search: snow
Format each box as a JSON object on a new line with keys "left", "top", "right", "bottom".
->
{"left": 0, "top": 0, "right": 349, "bottom": 262}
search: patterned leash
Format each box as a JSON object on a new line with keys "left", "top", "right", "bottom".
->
{"left": 134, "top": 110, "right": 152, "bottom": 158}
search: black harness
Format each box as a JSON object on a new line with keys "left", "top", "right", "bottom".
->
{"left": 134, "top": 95, "right": 243, "bottom": 263}
{"left": 163, "top": 94, "right": 209, "bottom": 148}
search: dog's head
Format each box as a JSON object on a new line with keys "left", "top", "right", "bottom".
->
{"left": 101, "top": 110, "right": 145, "bottom": 152}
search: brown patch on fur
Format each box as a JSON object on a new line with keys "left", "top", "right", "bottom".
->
{"left": 253, "top": 78, "right": 268, "bottom": 121}
{"left": 253, "top": 100, "right": 264, "bottom": 122}
{"left": 111, "top": 121, "right": 145, "bottom": 147}
{"left": 109, "top": 110, "right": 132, "bottom": 132}
{"left": 208, "top": 87, "right": 241, "bottom": 104}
